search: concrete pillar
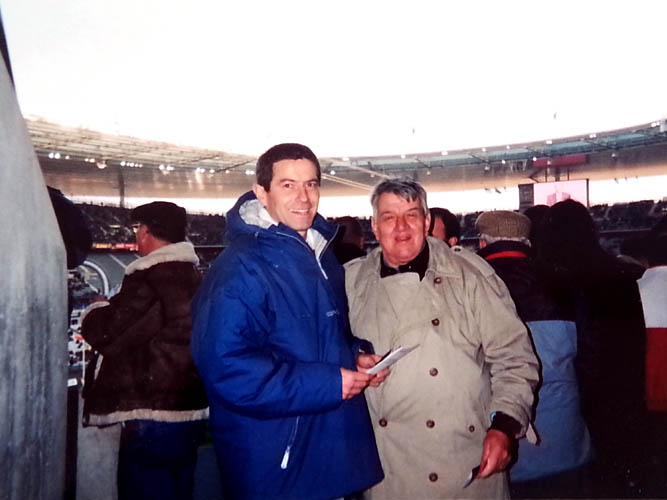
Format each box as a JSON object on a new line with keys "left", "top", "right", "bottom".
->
{"left": 0, "top": 56, "right": 68, "bottom": 498}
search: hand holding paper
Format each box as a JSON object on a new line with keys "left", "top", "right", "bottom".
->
{"left": 366, "top": 344, "right": 419, "bottom": 375}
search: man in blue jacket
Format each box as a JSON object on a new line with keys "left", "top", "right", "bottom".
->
{"left": 191, "top": 143, "right": 385, "bottom": 500}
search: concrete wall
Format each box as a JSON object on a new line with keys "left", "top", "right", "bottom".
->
{"left": 0, "top": 57, "right": 67, "bottom": 499}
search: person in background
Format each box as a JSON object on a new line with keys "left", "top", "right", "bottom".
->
{"left": 80, "top": 201, "right": 208, "bottom": 500}
{"left": 636, "top": 226, "right": 667, "bottom": 498}
{"left": 190, "top": 143, "right": 385, "bottom": 500}
{"left": 535, "top": 199, "right": 648, "bottom": 498}
{"left": 522, "top": 204, "right": 549, "bottom": 252}
{"left": 476, "top": 210, "right": 593, "bottom": 499}
{"left": 331, "top": 215, "right": 366, "bottom": 264}
{"left": 428, "top": 207, "right": 461, "bottom": 247}
{"left": 48, "top": 185, "right": 93, "bottom": 317}
{"left": 345, "top": 178, "right": 538, "bottom": 499}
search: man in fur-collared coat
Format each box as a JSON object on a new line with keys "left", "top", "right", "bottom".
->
{"left": 345, "top": 179, "right": 539, "bottom": 500}
{"left": 81, "top": 201, "right": 208, "bottom": 500}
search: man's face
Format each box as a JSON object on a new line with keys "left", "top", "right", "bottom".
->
{"left": 133, "top": 223, "right": 150, "bottom": 256}
{"left": 431, "top": 216, "right": 446, "bottom": 241}
{"left": 372, "top": 193, "right": 430, "bottom": 268}
{"left": 253, "top": 158, "right": 320, "bottom": 239}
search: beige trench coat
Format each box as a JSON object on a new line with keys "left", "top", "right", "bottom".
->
{"left": 345, "top": 238, "right": 539, "bottom": 500}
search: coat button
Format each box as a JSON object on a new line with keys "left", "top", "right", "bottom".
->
{"left": 429, "top": 367, "right": 438, "bottom": 376}
{"left": 434, "top": 277, "right": 442, "bottom": 284}
{"left": 429, "top": 473, "right": 438, "bottom": 482}
{"left": 431, "top": 318, "right": 440, "bottom": 326}
{"left": 468, "top": 425, "right": 475, "bottom": 433}
{"left": 426, "top": 419, "right": 435, "bottom": 428}
{"left": 379, "top": 418, "right": 388, "bottom": 427}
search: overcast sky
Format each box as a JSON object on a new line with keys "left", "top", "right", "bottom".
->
{"left": 1, "top": 0, "right": 666, "bottom": 158}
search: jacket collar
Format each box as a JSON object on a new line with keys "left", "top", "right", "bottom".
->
{"left": 363, "top": 237, "right": 459, "bottom": 280}
{"left": 227, "top": 190, "right": 336, "bottom": 258}
{"left": 380, "top": 242, "right": 429, "bottom": 280}
{"left": 478, "top": 240, "right": 531, "bottom": 262}
{"left": 125, "top": 241, "right": 199, "bottom": 275}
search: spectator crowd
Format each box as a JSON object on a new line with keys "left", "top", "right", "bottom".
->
{"left": 66, "top": 169, "right": 667, "bottom": 499}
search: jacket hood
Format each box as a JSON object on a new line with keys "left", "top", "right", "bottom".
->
{"left": 126, "top": 241, "right": 199, "bottom": 275}
{"left": 226, "top": 190, "right": 336, "bottom": 249}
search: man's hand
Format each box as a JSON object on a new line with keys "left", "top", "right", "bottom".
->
{"left": 340, "top": 368, "right": 374, "bottom": 399}
{"left": 356, "top": 353, "right": 390, "bottom": 387}
{"left": 477, "top": 429, "right": 512, "bottom": 478}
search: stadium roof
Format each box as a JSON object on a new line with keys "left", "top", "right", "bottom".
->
{"left": 28, "top": 117, "right": 667, "bottom": 189}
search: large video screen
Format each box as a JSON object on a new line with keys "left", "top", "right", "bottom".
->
{"left": 531, "top": 179, "right": 589, "bottom": 207}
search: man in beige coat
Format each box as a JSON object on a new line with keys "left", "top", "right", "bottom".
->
{"left": 345, "top": 178, "right": 539, "bottom": 499}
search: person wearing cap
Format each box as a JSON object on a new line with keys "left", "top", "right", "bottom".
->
{"left": 190, "top": 143, "right": 385, "bottom": 500}
{"left": 80, "top": 201, "right": 208, "bottom": 500}
{"left": 345, "top": 178, "right": 538, "bottom": 499}
{"left": 476, "top": 210, "right": 593, "bottom": 498}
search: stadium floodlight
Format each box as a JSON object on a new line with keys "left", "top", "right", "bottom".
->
{"left": 120, "top": 161, "right": 126, "bottom": 166}
{"left": 441, "top": 151, "right": 448, "bottom": 156}
{"left": 330, "top": 170, "right": 336, "bottom": 175}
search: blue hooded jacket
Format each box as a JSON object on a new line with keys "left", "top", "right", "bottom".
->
{"left": 191, "top": 191, "right": 383, "bottom": 499}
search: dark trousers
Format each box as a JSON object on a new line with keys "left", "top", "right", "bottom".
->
{"left": 510, "top": 463, "right": 595, "bottom": 499}
{"left": 118, "top": 419, "right": 207, "bottom": 500}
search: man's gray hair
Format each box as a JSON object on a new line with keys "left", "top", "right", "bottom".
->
{"left": 370, "top": 178, "right": 429, "bottom": 218}
{"left": 479, "top": 234, "right": 531, "bottom": 246}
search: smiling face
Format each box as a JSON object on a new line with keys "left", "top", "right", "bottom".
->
{"left": 253, "top": 158, "right": 320, "bottom": 239}
{"left": 372, "top": 192, "right": 431, "bottom": 268}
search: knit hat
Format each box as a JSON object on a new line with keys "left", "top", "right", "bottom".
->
{"left": 131, "top": 201, "right": 187, "bottom": 243}
{"left": 475, "top": 210, "right": 531, "bottom": 239}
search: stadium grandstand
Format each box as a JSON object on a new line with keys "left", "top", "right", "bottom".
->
{"left": 56, "top": 115, "right": 667, "bottom": 375}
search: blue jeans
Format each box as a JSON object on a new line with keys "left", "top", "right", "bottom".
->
{"left": 118, "top": 419, "right": 207, "bottom": 500}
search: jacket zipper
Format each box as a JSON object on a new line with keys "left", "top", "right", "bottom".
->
{"left": 275, "top": 226, "right": 338, "bottom": 280}
{"left": 280, "top": 416, "right": 300, "bottom": 470}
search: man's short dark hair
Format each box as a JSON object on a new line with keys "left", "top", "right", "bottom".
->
{"left": 131, "top": 201, "right": 187, "bottom": 243}
{"left": 429, "top": 207, "right": 461, "bottom": 240}
{"left": 256, "top": 143, "right": 321, "bottom": 191}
